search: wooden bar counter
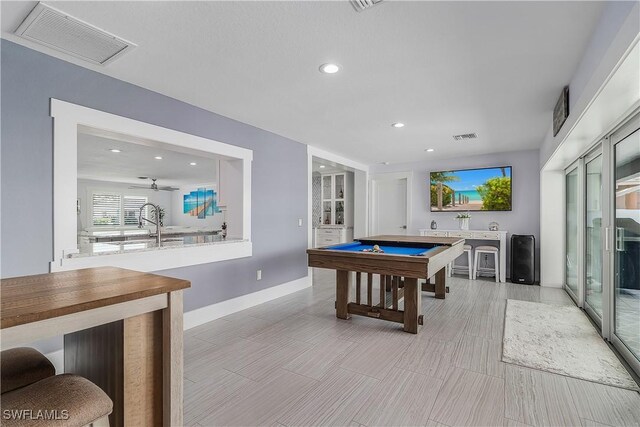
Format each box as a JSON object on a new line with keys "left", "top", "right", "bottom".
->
{"left": 0, "top": 267, "right": 190, "bottom": 427}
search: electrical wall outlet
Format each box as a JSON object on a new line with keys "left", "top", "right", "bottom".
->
{"left": 256, "top": 270, "right": 262, "bottom": 280}
{"left": 298, "top": 218, "right": 303, "bottom": 227}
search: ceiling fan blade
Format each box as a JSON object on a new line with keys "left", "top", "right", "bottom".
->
{"left": 157, "top": 186, "right": 179, "bottom": 191}
{"left": 128, "top": 184, "right": 150, "bottom": 189}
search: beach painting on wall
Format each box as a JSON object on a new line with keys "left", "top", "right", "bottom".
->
{"left": 183, "top": 187, "right": 222, "bottom": 219}
{"left": 430, "top": 166, "right": 512, "bottom": 212}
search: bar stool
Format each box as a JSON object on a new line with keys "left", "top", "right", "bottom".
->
{"left": 448, "top": 244, "right": 473, "bottom": 279}
{"left": 1, "top": 348, "right": 113, "bottom": 427}
{"left": 473, "top": 245, "right": 499, "bottom": 282}
{"left": 1, "top": 347, "right": 55, "bottom": 394}
{"left": 1, "top": 374, "right": 113, "bottom": 426}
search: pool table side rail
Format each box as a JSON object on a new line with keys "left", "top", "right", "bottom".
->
{"left": 358, "top": 235, "right": 464, "bottom": 246}
{"left": 307, "top": 238, "right": 464, "bottom": 279}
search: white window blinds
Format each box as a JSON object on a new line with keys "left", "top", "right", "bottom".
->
{"left": 92, "top": 193, "right": 121, "bottom": 226}
{"left": 123, "top": 196, "right": 148, "bottom": 225}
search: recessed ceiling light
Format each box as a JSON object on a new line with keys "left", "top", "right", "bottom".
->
{"left": 391, "top": 122, "right": 405, "bottom": 128}
{"left": 189, "top": 162, "right": 197, "bottom": 166}
{"left": 319, "top": 165, "right": 326, "bottom": 169}
{"left": 319, "top": 63, "right": 340, "bottom": 74}
{"left": 109, "top": 149, "right": 121, "bottom": 153}
{"left": 154, "top": 156, "right": 163, "bottom": 160}
{"left": 425, "top": 148, "right": 435, "bottom": 152}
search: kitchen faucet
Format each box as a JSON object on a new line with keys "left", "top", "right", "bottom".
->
{"left": 138, "top": 203, "right": 162, "bottom": 245}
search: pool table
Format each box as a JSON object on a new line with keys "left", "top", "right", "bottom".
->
{"left": 307, "top": 235, "right": 464, "bottom": 333}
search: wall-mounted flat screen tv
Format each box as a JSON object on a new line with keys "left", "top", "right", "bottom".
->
{"left": 430, "top": 166, "right": 512, "bottom": 212}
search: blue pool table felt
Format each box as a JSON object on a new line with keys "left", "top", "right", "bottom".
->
{"left": 327, "top": 242, "right": 436, "bottom": 256}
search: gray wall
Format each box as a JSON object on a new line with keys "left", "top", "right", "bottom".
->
{"left": 370, "top": 149, "right": 540, "bottom": 280}
{"left": 1, "top": 40, "right": 308, "bottom": 351}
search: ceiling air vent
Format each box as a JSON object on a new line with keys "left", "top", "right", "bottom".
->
{"left": 452, "top": 133, "right": 478, "bottom": 141}
{"left": 14, "top": 3, "right": 136, "bottom": 65}
{"left": 350, "top": 0, "right": 384, "bottom": 12}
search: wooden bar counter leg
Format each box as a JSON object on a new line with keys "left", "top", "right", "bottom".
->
{"left": 435, "top": 268, "right": 446, "bottom": 299}
{"left": 163, "top": 290, "right": 184, "bottom": 427}
{"left": 403, "top": 278, "right": 421, "bottom": 334}
{"left": 336, "top": 270, "right": 351, "bottom": 320}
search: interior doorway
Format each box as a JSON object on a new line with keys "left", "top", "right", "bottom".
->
{"left": 370, "top": 173, "right": 411, "bottom": 236}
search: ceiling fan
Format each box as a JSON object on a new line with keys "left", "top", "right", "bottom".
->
{"left": 129, "top": 178, "right": 179, "bottom": 192}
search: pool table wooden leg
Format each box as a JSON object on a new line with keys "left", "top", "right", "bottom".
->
{"left": 403, "top": 278, "right": 421, "bottom": 334}
{"left": 336, "top": 270, "right": 351, "bottom": 320}
{"left": 435, "top": 268, "right": 446, "bottom": 299}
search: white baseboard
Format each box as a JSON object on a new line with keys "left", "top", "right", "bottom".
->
{"left": 183, "top": 275, "right": 312, "bottom": 330}
{"left": 540, "top": 282, "right": 564, "bottom": 288}
{"left": 44, "top": 274, "right": 312, "bottom": 371}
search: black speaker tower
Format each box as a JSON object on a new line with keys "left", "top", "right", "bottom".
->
{"left": 511, "top": 235, "right": 535, "bottom": 285}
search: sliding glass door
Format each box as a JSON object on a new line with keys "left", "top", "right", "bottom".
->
{"left": 612, "top": 122, "right": 640, "bottom": 369}
{"left": 564, "top": 111, "right": 639, "bottom": 377}
{"left": 585, "top": 150, "right": 603, "bottom": 322}
{"left": 565, "top": 166, "right": 580, "bottom": 301}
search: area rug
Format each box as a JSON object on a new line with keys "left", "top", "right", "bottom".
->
{"left": 502, "top": 299, "right": 639, "bottom": 391}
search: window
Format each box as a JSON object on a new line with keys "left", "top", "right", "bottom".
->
{"left": 124, "top": 196, "right": 148, "bottom": 226}
{"left": 92, "top": 192, "right": 147, "bottom": 226}
{"left": 92, "top": 193, "right": 121, "bottom": 226}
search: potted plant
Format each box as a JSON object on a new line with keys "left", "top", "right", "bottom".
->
{"left": 151, "top": 206, "right": 165, "bottom": 227}
{"left": 455, "top": 212, "right": 471, "bottom": 230}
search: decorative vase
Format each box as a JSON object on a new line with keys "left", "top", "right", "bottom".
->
{"left": 459, "top": 218, "right": 470, "bottom": 230}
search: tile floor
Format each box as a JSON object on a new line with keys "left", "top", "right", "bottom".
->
{"left": 183, "top": 269, "right": 640, "bottom": 427}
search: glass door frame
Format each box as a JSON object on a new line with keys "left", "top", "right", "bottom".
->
{"left": 607, "top": 111, "right": 640, "bottom": 375}
{"left": 583, "top": 143, "right": 606, "bottom": 328}
{"left": 564, "top": 160, "right": 584, "bottom": 306}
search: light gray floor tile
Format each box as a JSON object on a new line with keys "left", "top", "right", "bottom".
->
{"left": 199, "top": 369, "right": 318, "bottom": 426}
{"left": 504, "top": 364, "right": 581, "bottom": 426}
{"left": 276, "top": 368, "right": 379, "bottom": 426}
{"left": 430, "top": 367, "right": 505, "bottom": 427}
{"left": 566, "top": 376, "right": 640, "bottom": 426}
{"left": 395, "top": 339, "right": 455, "bottom": 380}
{"left": 234, "top": 339, "right": 312, "bottom": 381}
{"left": 184, "top": 369, "right": 256, "bottom": 426}
{"left": 282, "top": 336, "right": 357, "bottom": 380}
{"left": 353, "top": 367, "right": 443, "bottom": 426}
{"left": 339, "top": 337, "right": 411, "bottom": 380}
{"left": 580, "top": 419, "right": 613, "bottom": 427}
{"left": 464, "top": 313, "right": 505, "bottom": 340}
{"left": 453, "top": 334, "right": 504, "bottom": 378}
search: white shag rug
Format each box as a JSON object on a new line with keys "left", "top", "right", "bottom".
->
{"left": 502, "top": 299, "right": 639, "bottom": 391}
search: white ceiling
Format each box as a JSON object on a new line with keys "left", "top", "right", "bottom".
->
{"left": 77, "top": 133, "right": 219, "bottom": 187}
{"left": 2, "top": 1, "right": 605, "bottom": 164}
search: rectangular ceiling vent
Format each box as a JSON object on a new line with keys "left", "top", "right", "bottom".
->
{"left": 350, "top": 0, "right": 384, "bottom": 12}
{"left": 452, "top": 133, "right": 478, "bottom": 141}
{"left": 14, "top": 3, "right": 136, "bottom": 65}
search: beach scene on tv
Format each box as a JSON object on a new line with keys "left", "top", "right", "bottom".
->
{"left": 430, "top": 166, "right": 512, "bottom": 211}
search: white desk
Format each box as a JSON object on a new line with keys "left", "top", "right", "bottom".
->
{"left": 419, "top": 229, "right": 508, "bottom": 282}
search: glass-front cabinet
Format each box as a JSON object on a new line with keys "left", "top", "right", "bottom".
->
{"left": 315, "top": 172, "right": 354, "bottom": 247}
{"left": 320, "top": 173, "right": 349, "bottom": 226}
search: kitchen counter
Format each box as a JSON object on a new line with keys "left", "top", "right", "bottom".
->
{"left": 72, "top": 235, "right": 245, "bottom": 258}
{"left": 79, "top": 227, "right": 222, "bottom": 243}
